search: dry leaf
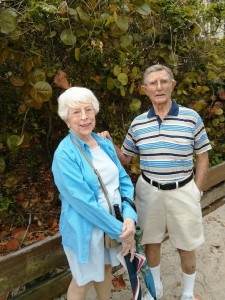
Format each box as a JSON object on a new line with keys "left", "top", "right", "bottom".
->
{"left": 57, "top": 1, "right": 69, "bottom": 17}
{"left": 5, "top": 238, "right": 20, "bottom": 251}
{"left": 207, "top": 216, "right": 217, "bottom": 222}
{"left": 0, "top": 231, "right": 8, "bottom": 238}
{"left": 16, "top": 192, "right": 25, "bottom": 202}
{"left": 36, "top": 234, "right": 46, "bottom": 241}
{"left": 0, "top": 292, "right": 8, "bottom": 300}
{"left": 47, "top": 191, "right": 54, "bottom": 199}
{"left": 20, "top": 200, "right": 29, "bottom": 209}
{"left": 11, "top": 227, "right": 26, "bottom": 239}
{"left": 0, "top": 242, "right": 6, "bottom": 254}
{"left": 48, "top": 216, "right": 58, "bottom": 229}
{"left": 22, "top": 238, "right": 38, "bottom": 246}
{"left": 54, "top": 70, "right": 70, "bottom": 89}
{"left": 112, "top": 275, "right": 126, "bottom": 291}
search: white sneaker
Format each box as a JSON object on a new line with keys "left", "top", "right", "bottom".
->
{"left": 142, "top": 282, "right": 163, "bottom": 300}
{"left": 180, "top": 295, "right": 195, "bottom": 300}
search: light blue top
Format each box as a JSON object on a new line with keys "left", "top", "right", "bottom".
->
{"left": 52, "top": 130, "right": 137, "bottom": 264}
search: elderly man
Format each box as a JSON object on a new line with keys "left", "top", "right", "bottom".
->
{"left": 100, "top": 64, "right": 211, "bottom": 300}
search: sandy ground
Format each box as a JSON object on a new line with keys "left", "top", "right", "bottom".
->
{"left": 55, "top": 203, "right": 225, "bottom": 300}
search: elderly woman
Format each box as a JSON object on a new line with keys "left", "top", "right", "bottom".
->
{"left": 52, "top": 87, "right": 137, "bottom": 300}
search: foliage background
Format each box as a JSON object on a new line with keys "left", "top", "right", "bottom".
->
{"left": 0, "top": 0, "right": 225, "bottom": 212}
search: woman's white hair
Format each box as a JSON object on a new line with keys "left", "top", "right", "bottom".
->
{"left": 57, "top": 87, "right": 100, "bottom": 121}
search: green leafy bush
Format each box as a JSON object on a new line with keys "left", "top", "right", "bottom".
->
{"left": 0, "top": 0, "right": 224, "bottom": 174}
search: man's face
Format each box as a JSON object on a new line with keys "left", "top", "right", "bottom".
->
{"left": 142, "top": 70, "right": 176, "bottom": 106}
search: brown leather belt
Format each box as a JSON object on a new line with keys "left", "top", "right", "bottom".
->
{"left": 142, "top": 172, "right": 193, "bottom": 190}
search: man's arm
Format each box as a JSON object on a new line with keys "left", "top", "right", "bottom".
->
{"left": 113, "top": 143, "right": 132, "bottom": 165}
{"left": 194, "top": 151, "right": 209, "bottom": 191}
{"left": 97, "top": 131, "right": 132, "bottom": 165}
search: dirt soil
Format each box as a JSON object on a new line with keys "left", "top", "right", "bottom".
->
{"left": 0, "top": 146, "right": 137, "bottom": 256}
{"left": 0, "top": 147, "right": 60, "bottom": 256}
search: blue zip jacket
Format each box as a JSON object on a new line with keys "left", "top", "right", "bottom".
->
{"left": 52, "top": 130, "right": 137, "bottom": 263}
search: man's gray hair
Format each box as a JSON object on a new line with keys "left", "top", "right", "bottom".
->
{"left": 143, "top": 64, "right": 174, "bottom": 83}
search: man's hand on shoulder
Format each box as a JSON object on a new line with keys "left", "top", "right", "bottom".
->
{"left": 97, "top": 131, "right": 132, "bottom": 165}
{"left": 97, "top": 131, "right": 113, "bottom": 141}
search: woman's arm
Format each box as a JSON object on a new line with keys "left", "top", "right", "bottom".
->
{"left": 52, "top": 149, "right": 124, "bottom": 239}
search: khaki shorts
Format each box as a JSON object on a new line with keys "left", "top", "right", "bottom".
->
{"left": 135, "top": 175, "right": 205, "bottom": 251}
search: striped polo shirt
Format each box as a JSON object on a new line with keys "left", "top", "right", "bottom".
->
{"left": 122, "top": 100, "right": 212, "bottom": 183}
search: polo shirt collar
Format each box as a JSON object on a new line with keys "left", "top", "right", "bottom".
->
{"left": 147, "top": 100, "right": 179, "bottom": 118}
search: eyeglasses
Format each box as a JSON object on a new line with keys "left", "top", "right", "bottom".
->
{"left": 70, "top": 107, "right": 95, "bottom": 119}
{"left": 145, "top": 79, "right": 173, "bottom": 88}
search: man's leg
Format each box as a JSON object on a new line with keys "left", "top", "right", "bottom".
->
{"left": 178, "top": 249, "right": 196, "bottom": 299}
{"left": 178, "top": 249, "right": 196, "bottom": 274}
{"left": 145, "top": 243, "right": 161, "bottom": 267}
{"left": 144, "top": 243, "right": 163, "bottom": 299}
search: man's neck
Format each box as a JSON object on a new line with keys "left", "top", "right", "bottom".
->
{"left": 153, "top": 100, "right": 172, "bottom": 120}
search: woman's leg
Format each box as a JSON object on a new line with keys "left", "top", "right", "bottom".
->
{"left": 93, "top": 264, "right": 112, "bottom": 300}
{"left": 67, "top": 278, "right": 92, "bottom": 300}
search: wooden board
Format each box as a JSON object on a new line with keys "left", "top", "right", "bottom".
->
{"left": 203, "top": 161, "right": 225, "bottom": 191}
{"left": 0, "top": 233, "right": 68, "bottom": 294}
{"left": 11, "top": 270, "right": 71, "bottom": 300}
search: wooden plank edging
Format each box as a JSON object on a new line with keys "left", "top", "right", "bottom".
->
{"left": 203, "top": 161, "right": 225, "bottom": 191}
{"left": 0, "top": 233, "right": 68, "bottom": 294}
{"left": 11, "top": 270, "right": 71, "bottom": 300}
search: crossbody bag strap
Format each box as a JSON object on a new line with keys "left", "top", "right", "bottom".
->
{"left": 70, "top": 134, "right": 113, "bottom": 214}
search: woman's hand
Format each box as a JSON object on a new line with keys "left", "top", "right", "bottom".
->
{"left": 119, "top": 217, "right": 136, "bottom": 241}
{"left": 119, "top": 218, "right": 136, "bottom": 261}
{"left": 121, "top": 239, "right": 136, "bottom": 261}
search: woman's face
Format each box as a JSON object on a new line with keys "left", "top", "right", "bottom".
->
{"left": 66, "top": 102, "right": 96, "bottom": 140}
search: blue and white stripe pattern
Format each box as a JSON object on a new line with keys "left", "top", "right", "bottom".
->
{"left": 122, "top": 101, "right": 211, "bottom": 182}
